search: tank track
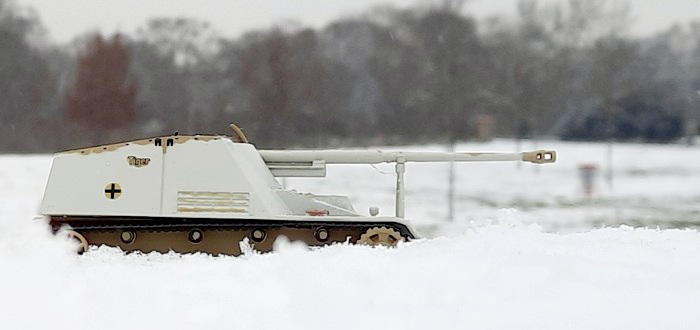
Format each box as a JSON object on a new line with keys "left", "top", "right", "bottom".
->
{"left": 50, "top": 216, "right": 414, "bottom": 256}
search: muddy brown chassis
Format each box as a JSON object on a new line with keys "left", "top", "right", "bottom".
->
{"left": 50, "top": 216, "right": 415, "bottom": 256}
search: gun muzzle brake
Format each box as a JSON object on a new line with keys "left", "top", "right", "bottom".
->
{"left": 522, "top": 150, "right": 557, "bottom": 164}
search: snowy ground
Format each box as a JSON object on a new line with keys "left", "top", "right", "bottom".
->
{"left": 2, "top": 140, "right": 700, "bottom": 329}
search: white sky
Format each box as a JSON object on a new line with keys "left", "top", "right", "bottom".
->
{"left": 15, "top": 0, "right": 700, "bottom": 44}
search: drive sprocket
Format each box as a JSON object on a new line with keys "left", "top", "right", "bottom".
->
{"left": 63, "top": 229, "right": 88, "bottom": 254}
{"left": 357, "top": 226, "right": 403, "bottom": 247}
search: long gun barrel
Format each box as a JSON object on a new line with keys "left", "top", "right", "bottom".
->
{"left": 259, "top": 148, "right": 557, "bottom": 218}
{"left": 260, "top": 149, "right": 556, "bottom": 164}
{"left": 260, "top": 149, "right": 556, "bottom": 177}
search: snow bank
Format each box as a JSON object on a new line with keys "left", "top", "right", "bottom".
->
{"left": 3, "top": 215, "right": 700, "bottom": 330}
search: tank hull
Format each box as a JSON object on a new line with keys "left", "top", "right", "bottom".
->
{"left": 40, "top": 132, "right": 555, "bottom": 255}
{"left": 50, "top": 216, "right": 415, "bottom": 256}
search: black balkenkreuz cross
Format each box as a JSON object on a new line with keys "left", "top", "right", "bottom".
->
{"left": 104, "top": 183, "right": 122, "bottom": 199}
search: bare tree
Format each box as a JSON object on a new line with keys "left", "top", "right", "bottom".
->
{"left": 65, "top": 34, "right": 136, "bottom": 142}
{"left": 128, "top": 40, "right": 190, "bottom": 135}
{"left": 0, "top": 0, "right": 56, "bottom": 151}
{"left": 238, "top": 28, "right": 329, "bottom": 146}
{"left": 136, "top": 18, "right": 219, "bottom": 68}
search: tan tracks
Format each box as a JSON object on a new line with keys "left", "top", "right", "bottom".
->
{"left": 57, "top": 224, "right": 406, "bottom": 256}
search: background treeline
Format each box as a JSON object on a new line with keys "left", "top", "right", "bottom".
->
{"left": 1, "top": 0, "right": 699, "bottom": 152}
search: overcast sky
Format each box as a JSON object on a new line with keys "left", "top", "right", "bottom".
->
{"left": 16, "top": 0, "right": 700, "bottom": 44}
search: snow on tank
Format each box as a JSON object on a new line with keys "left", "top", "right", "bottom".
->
{"left": 41, "top": 125, "right": 556, "bottom": 255}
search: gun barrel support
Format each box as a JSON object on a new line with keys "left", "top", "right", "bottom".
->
{"left": 396, "top": 156, "right": 406, "bottom": 219}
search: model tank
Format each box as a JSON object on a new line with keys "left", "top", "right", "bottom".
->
{"left": 40, "top": 125, "right": 556, "bottom": 255}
